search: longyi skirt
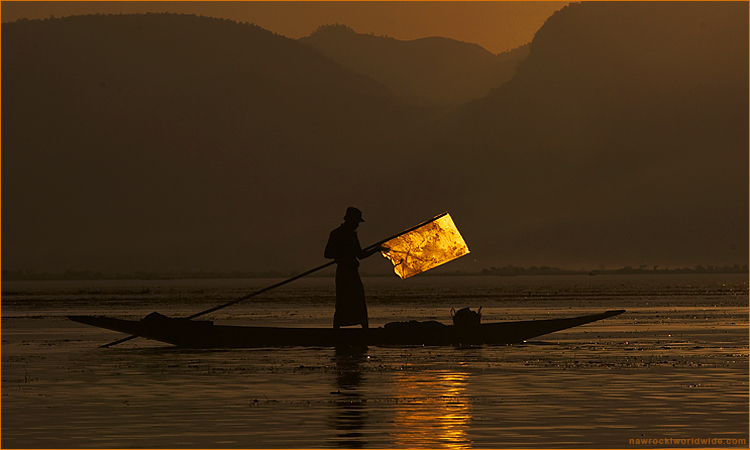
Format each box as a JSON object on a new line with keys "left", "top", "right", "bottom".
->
{"left": 333, "top": 263, "right": 368, "bottom": 327}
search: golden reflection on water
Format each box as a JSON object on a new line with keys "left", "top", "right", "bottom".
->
{"left": 392, "top": 371, "right": 472, "bottom": 448}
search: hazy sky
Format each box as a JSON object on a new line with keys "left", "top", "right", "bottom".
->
{"left": 1, "top": 1, "right": 570, "bottom": 54}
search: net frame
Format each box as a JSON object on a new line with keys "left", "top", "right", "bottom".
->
{"left": 380, "top": 213, "right": 470, "bottom": 279}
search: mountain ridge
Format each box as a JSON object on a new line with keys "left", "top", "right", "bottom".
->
{"left": 2, "top": 13, "right": 436, "bottom": 273}
{"left": 299, "top": 23, "right": 529, "bottom": 105}
{"left": 416, "top": 1, "right": 748, "bottom": 269}
{"left": 2, "top": 5, "right": 747, "bottom": 274}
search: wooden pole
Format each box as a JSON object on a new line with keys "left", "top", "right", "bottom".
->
{"left": 100, "top": 212, "right": 448, "bottom": 348}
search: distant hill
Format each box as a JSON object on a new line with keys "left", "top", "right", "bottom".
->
{"left": 2, "top": 5, "right": 747, "bottom": 275}
{"left": 413, "top": 1, "right": 749, "bottom": 269}
{"left": 299, "top": 24, "right": 529, "bottom": 105}
{"left": 1, "top": 13, "right": 435, "bottom": 273}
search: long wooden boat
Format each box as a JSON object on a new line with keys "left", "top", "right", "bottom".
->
{"left": 68, "top": 310, "right": 625, "bottom": 348}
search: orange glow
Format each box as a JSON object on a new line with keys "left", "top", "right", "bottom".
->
{"left": 392, "top": 371, "right": 472, "bottom": 448}
{"left": 381, "top": 213, "right": 470, "bottom": 279}
{"left": 0, "top": 2, "right": 569, "bottom": 54}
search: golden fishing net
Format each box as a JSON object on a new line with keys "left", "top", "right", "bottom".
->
{"left": 381, "top": 213, "right": 470, "bottom": 279}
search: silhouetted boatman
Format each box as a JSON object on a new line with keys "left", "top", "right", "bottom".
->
{"left": 324, "top": 207, "right": 386, "bottom": 329}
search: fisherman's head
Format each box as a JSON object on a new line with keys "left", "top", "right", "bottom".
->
{"left": 343, "top": 207, "right": 364, "bottom": 228}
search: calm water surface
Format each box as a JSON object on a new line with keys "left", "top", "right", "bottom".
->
{"left": 2, "top": 274, "right": 748, "bottom": 448}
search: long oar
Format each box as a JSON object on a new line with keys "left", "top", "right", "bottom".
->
{"left": 101, "top": 212, "right": 448, "bottom": 348}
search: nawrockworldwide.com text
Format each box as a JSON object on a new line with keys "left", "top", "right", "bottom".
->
{"left": 629, "top": 438, "right": 746, "bottom": 446}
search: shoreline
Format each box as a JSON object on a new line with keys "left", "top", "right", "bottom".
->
{"left": 3, "top": 266, "right": 748, "bottom": 282}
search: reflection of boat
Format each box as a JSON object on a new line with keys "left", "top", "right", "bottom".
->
{"left": 68, "top": 310, "right": 625, "bottom": 348}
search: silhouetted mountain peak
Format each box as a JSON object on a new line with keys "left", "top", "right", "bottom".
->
{"left": 300, "top": 24, "right": 528, "bottom": 104}
{"left": 523, "top": 2, "right": 748, "bottom": 88}
{"left": 3, "top": 6, "right": 746, "bottom": 274}
{"left": 309, "top": 23, "right": 358, "bottom": 37}
{"left": 430, "top": 1, "right": 747, "bottom": 268}
{"left": 2, "top": 13, "right": 429, "bottom": 273}
{"left": 3, "top": 13, "right": 402, "bottom": 100}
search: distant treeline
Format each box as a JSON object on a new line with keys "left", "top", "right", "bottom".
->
{"left": 1, "top": 269, "right": 293, "bottom": 281}
{"left": 480, "top": 264, "right": 749, "bottom": 277}
{"left": 3, "top": 265, "right": 747, "bottom": 281}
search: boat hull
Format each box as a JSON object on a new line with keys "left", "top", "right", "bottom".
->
{"left": 68, "top": 310, "right": 625, "bottom": 348}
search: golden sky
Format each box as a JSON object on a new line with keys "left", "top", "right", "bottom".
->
{"left": 0, "top": 1, "right": 570, "bottom": 53}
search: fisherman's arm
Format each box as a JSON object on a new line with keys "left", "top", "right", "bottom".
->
{"left": 357, "top": 245, "right": 389, "bottom": 259}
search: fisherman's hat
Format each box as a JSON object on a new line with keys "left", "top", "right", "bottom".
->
{"left": 344, "top": 207, "right": 364, "bottom": 222}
